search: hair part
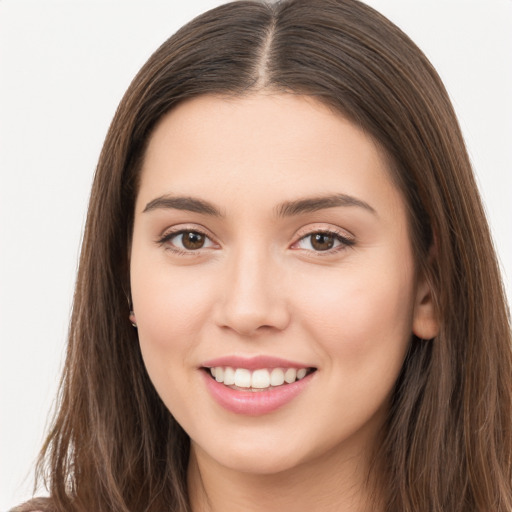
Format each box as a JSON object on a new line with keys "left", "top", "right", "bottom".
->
{"left": 19, "top": 1, "right": 512, "bottom": 511}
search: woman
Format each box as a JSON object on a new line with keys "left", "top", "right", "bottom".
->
{"left": 13, "top": 0, "right": 512, "bottom": 510}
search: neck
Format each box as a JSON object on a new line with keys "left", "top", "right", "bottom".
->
{"left": 187, "top": 442, "right": 382, "bottom": 512}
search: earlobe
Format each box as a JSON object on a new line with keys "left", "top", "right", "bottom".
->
{"left": 412, "top": 276, "right": 439, "bottom": 340}
{"left": 129, "top": 311, "right": 138, "bottom": 328}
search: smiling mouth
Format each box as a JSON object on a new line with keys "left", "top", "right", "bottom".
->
{"left": 203, "top": 366, "right": 317, "bottom": 392}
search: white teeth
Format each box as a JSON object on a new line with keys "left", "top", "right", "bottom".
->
{"left": 215, "top": 367, "right": 224, "bottom": 383}
{"left": 270, "top": 368, "right": 285, "bottom": 386}
{"left": 207, "top": 366, "right": 311, "bottom": 389}
{"left": 234, "top": 368, "right": 252, "bottom": 388}
{"left": 223, "top": 366, "right": 235, "bottom": 386}
{"left": 297, "top": 368, "right": 307, "bottom": 380}
{"left": 284, "top": 368, "right": 297, "bottom": 383}
{"left": 251, "top": 369, "right": 270, "bottom": 389}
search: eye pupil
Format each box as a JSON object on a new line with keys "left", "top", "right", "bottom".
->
{"left": 311, "top": 233, "right": 334, "bottom": 251}
{"left": 182, "top": 231, "right": 205, "bottom": 250}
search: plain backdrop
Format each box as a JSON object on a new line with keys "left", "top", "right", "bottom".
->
{"left": 1, "top": 0, "right": 511, "bottom": 508}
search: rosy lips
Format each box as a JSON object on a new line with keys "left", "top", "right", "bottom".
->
{"left": 201, "top": 355, "right": 314, "bottom": 370}
{"left": 201, "top": 367, "right": 316, "bottom": 415}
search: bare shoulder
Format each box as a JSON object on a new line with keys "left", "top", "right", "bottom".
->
{"left": 9, "top": 497, "right": 53, "bottom": 512}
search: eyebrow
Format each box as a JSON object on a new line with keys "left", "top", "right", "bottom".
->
{"left": 276, "top": 194, "right": 377, "bottom": 217}
{"left": 143, "top": 193, "right": 376, "bottom": 217}
{"left": 143, "top": 195, "right": 223, "bottom": 216}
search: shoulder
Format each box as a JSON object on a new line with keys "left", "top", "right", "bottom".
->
{"left": 9, "top": 497, "right": 53, "bottom": 512}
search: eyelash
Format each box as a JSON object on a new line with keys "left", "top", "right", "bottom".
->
{"left": 156, "top": 227, "right": 355, "bottom": 256}
{"left": 292, "top": 229, "right": 355, "bottom": 256}
{"left": 157, "top": 227, "right": 215, "bottom": 256}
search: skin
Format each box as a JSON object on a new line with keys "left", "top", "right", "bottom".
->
{"left": 130, "top": 93, "right": 438, "bottom": 511}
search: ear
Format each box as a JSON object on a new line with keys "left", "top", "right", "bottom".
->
{"left": 129, "top": 310, "right": 137, "bottom": 328}
{"left": 412, "top": 273, "right": 439, "bottom": 340}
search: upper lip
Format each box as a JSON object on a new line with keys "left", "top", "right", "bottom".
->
{"left": 201, "top": 355, "right": 315, "bottom": 371}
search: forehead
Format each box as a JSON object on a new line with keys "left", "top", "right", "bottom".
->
{"left": 137, "top": 93, "right": 404, "bottom": 221}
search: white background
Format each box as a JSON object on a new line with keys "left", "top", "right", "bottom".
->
{"left": 1, "top": 1, "right": 510, "bottom": 508}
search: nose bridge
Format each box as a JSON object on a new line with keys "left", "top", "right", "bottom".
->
{"left": 217, "top": 242, "right": 289, "bottom": 335}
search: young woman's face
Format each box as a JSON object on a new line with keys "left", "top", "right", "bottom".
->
{"left": 130, "top": 94, "right": 436, "bottom": 476}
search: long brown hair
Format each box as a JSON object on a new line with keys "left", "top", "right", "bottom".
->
{"left": 18, "top": 0, "right": 512, "bottom": 510}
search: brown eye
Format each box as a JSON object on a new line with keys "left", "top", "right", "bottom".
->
{"left": 293, "top": 229, "right": 355, "bottom": 253}
{"left": 310, "top": 233, "right": 335, "bottom": 251}
{"left": 158, "top": 228, "right": 216, "bottom": 253}
{"left": 181, "top": 231, "right": 206, "bottom": 250}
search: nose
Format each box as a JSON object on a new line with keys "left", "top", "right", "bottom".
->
{"left": 214, "top": 247, "right": 291, "bottom": 337}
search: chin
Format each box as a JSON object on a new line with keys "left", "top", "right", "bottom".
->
{"left": 191, "top": 434, "right": 311, "bottom": 476}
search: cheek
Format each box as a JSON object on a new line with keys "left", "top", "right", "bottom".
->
{"left": 132, "top": 262, "right": 213, "bottom": 343}
{"left": 130, "top": 255, "right": 219, "bottom": 401}
{"left": 297, "top": 258, "right": 415, "bottom": 372}
{"left": 131, "top": 267, "right": 214, "bottom": 421}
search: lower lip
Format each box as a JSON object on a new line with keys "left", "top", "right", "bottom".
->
{"left": 201, "top": 370, "right": 315, "bottom": 416}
